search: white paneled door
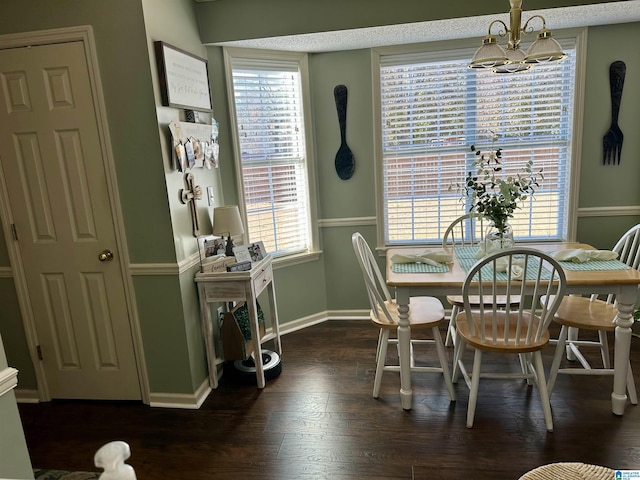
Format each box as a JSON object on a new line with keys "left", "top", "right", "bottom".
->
{"left": 0, "top": 41, "right": 141, "bottom": 400}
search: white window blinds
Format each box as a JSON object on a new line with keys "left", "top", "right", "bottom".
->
{"left": 228, "top": 55, "right": 312, "bottom": 257}
{"left": 378, "top": 41, "right": 576, "bottom": 245}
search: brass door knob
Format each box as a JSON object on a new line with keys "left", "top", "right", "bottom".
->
{"left": 98, "top": 249, "right": 114, "bottom": 262}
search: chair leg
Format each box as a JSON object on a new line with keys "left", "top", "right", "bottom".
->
{"left": 432, "top": 326, "right": 456, "bottom": 401}
{"left": 547, "top": 325, "right": 568, "bottom": 396}
{"left": 627, "top": 361, "right": 638, "bottom": 405}
{"left": 518, "top": 353, "right": 533, "bottom": 383}
{"left": 452, "top": 337, "right": 467, "bottom": 383}
{"left": 533, "top": 351, "right": 554, "bottom": 432}
{"left": 566, "top": 326, "right": 579, "bottom": 361}
{"left": 466, "top": 349, "right": 482, "bottom": 428}
{"left": 375, "top": 329, "right": 384, "bottom": 363}
{"left": 373, "top": 329, "right": 390, "bottom": 398}
{"left": 445, "top": 305, "right": 458, "bottom": 347}
{"left": 598, "top": 329, "right": 610, "bottom": 368}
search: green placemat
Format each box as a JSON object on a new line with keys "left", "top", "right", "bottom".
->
{"left": 457, "top": 256, "right": 552, "bottom": 281}
{"left": 557, "top": 259, "right": 630, "bottom": 271}
{"left": 392, "top": 262, "right": 449, "bottom": 273}
{"left": 455, "top": 246, "right": 630, "bottom": 272}
{"left": 454, "top": 246, "right": 482, "bottom": 260}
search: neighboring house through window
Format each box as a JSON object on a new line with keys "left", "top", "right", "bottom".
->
{"left": 224, "top": 48, "right": 318, "bottom": 259}
{"left": 372, "top": 35, "right": 583, "bottom": 246}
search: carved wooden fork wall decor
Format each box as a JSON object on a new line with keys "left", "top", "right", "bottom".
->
{"left": 603, "top": 60, "right": 626, "bottom": 165}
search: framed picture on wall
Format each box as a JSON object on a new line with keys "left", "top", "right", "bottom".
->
{"left": 154, "top": 41, "right": 212, "bottom": 112}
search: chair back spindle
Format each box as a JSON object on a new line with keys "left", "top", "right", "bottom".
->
{"left": 461, "top": 248, "right": 566, "bottom": 349}
{"left": 352, "top": 232, "right": 393, "bottom": 324}
{"left": 442, "top": 212, "right": 486, "bottom": 249}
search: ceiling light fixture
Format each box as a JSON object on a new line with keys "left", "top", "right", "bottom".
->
{"left": 469, "top": 0, "right": 567, "bottom": 74}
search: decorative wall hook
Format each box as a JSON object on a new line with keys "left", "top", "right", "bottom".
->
{"left": 180, "top": 172, "right": 202, "bottom": 237}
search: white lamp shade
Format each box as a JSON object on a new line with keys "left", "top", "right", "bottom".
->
{"left": 469, "top": 38, "right": 508, "bottom": 69}
{"left": 524, "top": 31, "right": 567, "bottom": 63}
{"left": 493, "top": 47, "right": 531, "bottom": 74}
{"left": 212, "top": 205, "right": 245, "bottom": 237}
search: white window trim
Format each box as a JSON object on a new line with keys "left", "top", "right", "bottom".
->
{"left": 223, "top": 47, "right": 320, "bottom": 261}
{"left": 371, "top": 29, "right": 587, "bottom": 249}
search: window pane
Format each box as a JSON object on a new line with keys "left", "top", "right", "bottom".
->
{"left": 228, "top": 54, "right": 312, "bottom": 257}
{"left": 379, "top": 41, "right": 576, "bottom": 245}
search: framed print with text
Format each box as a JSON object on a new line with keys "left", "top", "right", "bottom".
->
{"left": 154, "top": 41, "right": 212, "bottom": 112}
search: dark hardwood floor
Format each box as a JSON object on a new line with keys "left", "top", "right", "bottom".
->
{"left": 17, "top": 320, "right": 640, "bottom": 480}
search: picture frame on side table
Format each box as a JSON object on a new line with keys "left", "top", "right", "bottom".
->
{"left": 233, "top": 241, "right": 266, "bottom": 263}
{"left": 248, "top": 241, "right": 266, "bottom": 262}
{"left": 233, "top": 244, "right": 251, "bottom": 263}
{"left": 154, "top": 41, "right": 212, "bottom": 112}
{"left": 197, "top": 235, "right": 230, "bottom": 273}
{"left": 203, "top": 236, "right": 226, "bottom": 257}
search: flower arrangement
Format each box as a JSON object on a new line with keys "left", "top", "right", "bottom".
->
{"left": 455, "top": 144, "right": 544, "bottom": 241}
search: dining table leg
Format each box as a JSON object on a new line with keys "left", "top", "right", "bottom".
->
{"left": 612, "top": 285, "right": 636, "bottom": 415}
{"left": 395, "top": 289, "right": 412, "bottom": 410}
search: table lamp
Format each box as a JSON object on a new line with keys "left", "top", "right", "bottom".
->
{"left": 212, "top": 205, "right": 244, "bottom": 257}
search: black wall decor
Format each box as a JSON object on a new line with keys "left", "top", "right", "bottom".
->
{"left": 603, "top": 60, "right": 626, "bottom": 165}
{"left": 333, "top": 84, "right": 355, "bottom": 180}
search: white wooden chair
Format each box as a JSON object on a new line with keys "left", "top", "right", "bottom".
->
{"left": 351, "top": 232, "right": 456, "bottom": 402}
{"left": 442, "top": 213, "right": 520, "bottom": 346}
{"left": 451, "top": 248, "right": 566, "bottom": 432}
{"left": 544, "top": 223, "right": 640, "bottom": 402}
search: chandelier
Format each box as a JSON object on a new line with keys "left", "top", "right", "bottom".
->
{"left": 469, "top": 0, "right": 567, "bottom": 74}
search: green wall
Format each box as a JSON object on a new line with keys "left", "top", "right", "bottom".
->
{"left": 141, "top": 0, "right": 223, "bottom": 395}
{"left": 576, "top": 22, "right": 640, "bottom": 248}
{"left": 0, "top": 335, "right": 33, "bottom": 479}
{"left": 308, "top": 50, "right": 376, "bottom": 310}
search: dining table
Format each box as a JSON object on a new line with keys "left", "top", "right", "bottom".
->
{"left": 386, "top": 242, "right": 640, "bottom": 413}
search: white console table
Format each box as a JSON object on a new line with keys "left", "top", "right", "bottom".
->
{"left": 195, "top": 255, "right": 281, "bottom": 389}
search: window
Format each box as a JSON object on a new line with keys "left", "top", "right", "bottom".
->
{"left": 373, "top": 38, "right": 579, "bottom": 246}
{"left": 224, "top": 49, "right": 317, "bottom": 258}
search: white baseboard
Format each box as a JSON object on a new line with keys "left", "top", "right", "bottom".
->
{"left": 14, "top": 388, "right": 39, "bottom": 403}
{"left": 275, "top": 309, "right": 370, "bottom": 335}
{"left": 149, "top": 377, "right": 211, "bottom": 409}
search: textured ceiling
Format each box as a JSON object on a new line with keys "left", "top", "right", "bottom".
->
{"left": 206, "top": 1, "right": 640, "bottom": 52}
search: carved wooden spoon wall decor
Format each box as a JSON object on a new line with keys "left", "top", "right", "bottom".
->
{"left": 333, "top": 84, "right": 355, "bottom": 180}
{"left": 603, "top": 60, "right": 626, "bottom": 165}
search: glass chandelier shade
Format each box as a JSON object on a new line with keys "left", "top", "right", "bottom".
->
{"left": 493, "top": 47, "right": 531, "bottom": 74}
{"left": 469, "top": 35, "right": 509, "bottom": 69}
{"left": 524, "top": 28, "right": 567, "bottom": 63}
{"left": 468, "top": 0, "right": 567, "bottom": 73}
